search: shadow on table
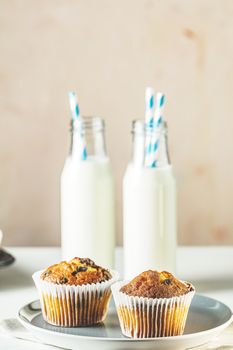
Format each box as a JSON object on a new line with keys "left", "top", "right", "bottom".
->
{"left": 0, "top": 265, "right": 33, "bottom": 290}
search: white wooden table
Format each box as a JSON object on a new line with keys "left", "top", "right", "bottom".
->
{"left": 1, "top": 246, "right": 233, "bottom": 349}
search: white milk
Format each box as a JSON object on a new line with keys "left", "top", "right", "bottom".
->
{"left": 123, "top": 165, "right": 176, "bottom": 278}
{"left": 123, "top": 120, "right": 176, "bottom": 279}
{"left": 61, "top": 157, "right": 115, "bottom": 268}
{"left": 61, "top": 117, "right": 115, "bottom": 269}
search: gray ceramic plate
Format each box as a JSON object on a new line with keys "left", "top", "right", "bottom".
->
{"left": 18, "top": 294, "right": 232, "bottom": 350}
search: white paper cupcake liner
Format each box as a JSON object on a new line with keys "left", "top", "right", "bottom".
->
{"left": 33, "top": 269, "right": 119, "bottom": 327}
{"left": 111, "top": 281, "right": 195, "bottom": 338}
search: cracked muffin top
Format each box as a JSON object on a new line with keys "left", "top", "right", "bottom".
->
{"left": 120, "top": 270, "right": 194, "bottom": 299}
{"left": 40, "top": 257, "right": 112, "bottom": 286}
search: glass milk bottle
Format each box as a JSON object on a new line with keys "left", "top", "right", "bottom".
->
{"left": 123, "top": 120, "right": 176, "bottom": 279}
{"left": 61, "top": 117, "right": 115, "bottom": 268}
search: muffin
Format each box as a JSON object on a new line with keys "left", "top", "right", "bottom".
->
{"left": 33, "top": 257, "right": 119, "bottom": 327}
{"left": 111, "top": 270, "right": 195, "bottom": 338}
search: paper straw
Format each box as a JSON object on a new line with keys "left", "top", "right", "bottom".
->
{"left": 154, "top": 92, "right": 165, "bottom": 127}
{"left": 149, "top": 92, "right": 165, "bottom": 167}
{"left": 145, "top": 88, "right": 165, "bottom": 168}
{"left": 69, "top": 91, "right": 80, "bottom": 120}
{"left": 145, "top": 87, "right": 155, "bottom": 127}
{"left": 68, "top": 91, "right": 87, "bottom": 160}
{"left": 144, "top": 87, "right": 155, "bottom": 167}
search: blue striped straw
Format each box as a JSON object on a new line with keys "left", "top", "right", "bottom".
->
{"left": 69, "top": 91, "right": 80, "bottom": 120}
{"left": 145, "top": 91, "right": 165, "bottom": 168}
{"left": 154, "top": 92, "right": 165, "bottom": 127}
{"left": 145, "top": 87, "right": 155, "bottom": 167}
{"left": 145, "top": 87, "right": 155, "bottom": 168}
{"left": 68, "top": 91, "right": 87, "bottom": 160}
{"left": 149, "top": 92, "right": 166, "bottom": 167}
{"left": 145, "top": 87, "right": 155, "bottom": 127}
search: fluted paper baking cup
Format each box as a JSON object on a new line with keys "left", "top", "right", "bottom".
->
{"left": 33, "top": 269, "right": 119, "bottom": 327}
{"left": 111, "top": 281, "right": 195, "bottom": 338}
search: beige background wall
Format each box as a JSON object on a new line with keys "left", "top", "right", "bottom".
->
{"left": 0, "top": 0, "right": 233, "bottom": 246}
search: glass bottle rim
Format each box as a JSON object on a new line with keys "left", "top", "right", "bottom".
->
{"left": 131, "top": 119, "right": 167, "bottom": 135}
{"left": 72, "top": 116, "right": 104, "bottom": 132}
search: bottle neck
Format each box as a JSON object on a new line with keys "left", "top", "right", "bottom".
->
{"left": 70, "top": 117, "right": 108, "bottom": 161}
{"left": 131, "top": 120, "right": 171, "bottom": 168}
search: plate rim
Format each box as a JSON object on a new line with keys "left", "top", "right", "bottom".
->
{"left": 18, "top": 294, "right": 233, "bottom": 343}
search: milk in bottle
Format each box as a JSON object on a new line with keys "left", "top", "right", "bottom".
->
{"left": 123, "top": 120, "right": 176, "bottom": 278}
{"left": 61, "top": 117, "right": 115, "bottom": 268}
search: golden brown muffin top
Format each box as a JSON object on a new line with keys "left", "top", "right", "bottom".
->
{"left": 40, "top": 257, "right": 112, "bottom": 286}
{"left": 120, "top": 270, "right": 194, "bottom": 298}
